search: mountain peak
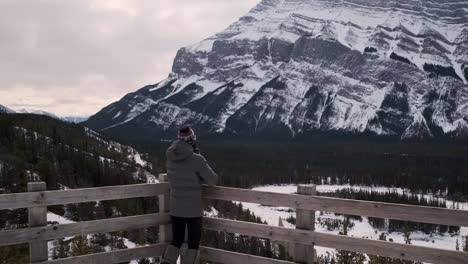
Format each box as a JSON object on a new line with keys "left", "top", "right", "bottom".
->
{"left": 0, "top": 104, "right": 15, "bottom": 114}
{"left": 84, "top": 0, "right": 468, "bottom": 141}
{"left": 401, "top": 112, "right": 434, "bottom": 140}
{"left": 16, "top": 108, "right": 60, "bottom": 119}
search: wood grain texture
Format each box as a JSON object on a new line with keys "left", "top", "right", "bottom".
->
{"left": 0, "top": 213, "right": 171, "bottom": 246}
{"left": 0, "top": 183, "right": 170, "bottom": 210}
{"left": 158, "top": 173, "right": 172, "bottom": 243}
{"left": 28, "top": 182, "right": 48, "bottom": 263}
{"left": 203, "top": 217, "right": 468, "bottom": 264}
{"left": 201, "top": 246, "right": 295, "bottom": 264}
{"left": 33, "top": 243, "right": 167, "bottom": 264}
{"left": 3, "top": 182, "right": 468, "bottom": 264}
{"left": 295, "top": 185, "right": 316, "bottom": 264}
{"left": 203, "top": 186, "right": 468, "bottom": 227}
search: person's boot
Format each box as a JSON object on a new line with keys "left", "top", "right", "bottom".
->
{"left": 161, "top": 245, "right": 180, "bottom": 264}
{"left": 180, "top": 248, "right": 199, "bottom": 264}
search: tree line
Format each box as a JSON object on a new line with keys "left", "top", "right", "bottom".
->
{"left": 0, "top": 114, "right": 152, "bottom": 263}
{"left": 144, "top": 140, "right": 468, "bottom": 199}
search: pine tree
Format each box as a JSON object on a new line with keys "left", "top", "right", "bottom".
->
{"left": 334, "top": 217, "right": 366, "bottom": 264}
{"left": 335, "top": 249, "right": 366, "bottom": 264}
{"left": 56, "top": 239, "right": 70, "bottom": 259}
{"left": 138, "top": 258, "right": 150, "bottom": 264}
{"left": 278, "top": 244, "right": 287, "bottom": 260}
{"left": 70, "top": 236, "right": 91, "bottom": 256}
{"left": 403, "top": 224, "right": 412, "bottom": 245}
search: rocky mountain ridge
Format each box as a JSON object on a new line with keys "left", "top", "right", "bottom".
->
{"left": 85, "top": 0, "right": 468, "bottom": 140}
{"left": 0, "top": 104, "right": 15, "bottom": 114}
{"left": 0, "top": 105, "right": 89, "bottom": 124}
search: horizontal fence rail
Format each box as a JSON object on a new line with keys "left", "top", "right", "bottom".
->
{"left": 201, "top": 246, "right": 295, "bottom": 264}
{"left": 0, "top": 213, "right": 170, "bottom": 246}
{"left": 0, "top": 182, "right": 172, "bottom": 264}
{"left": 1, "top": 181, "right": 468, "bottom": 264}
{"left": 34, "top": 244, "right": 167, "bottom": 264}
{"left": 203, "top": 186, "right": 468, "bottom": 227}
{"left": 204, "top": 217, "right": 468, "bottom": 264}
{"left": 0, "top": 183, "right": 170, "bottom": 210}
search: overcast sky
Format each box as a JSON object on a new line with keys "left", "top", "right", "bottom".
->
{"left": 0, "top": 0, "right": 259, "bottom": 116}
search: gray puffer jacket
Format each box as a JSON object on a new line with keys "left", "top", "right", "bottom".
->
{"left": 166, "top": 140, "right": 218, "bottom": 217}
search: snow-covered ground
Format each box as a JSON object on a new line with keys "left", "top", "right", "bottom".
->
{"left": 46, "top": 212, "right": 139, "bottom": 263}
{"left": 235, "top": 184, "right": 468, "bottom": 257}
{"left": 253, "top": 184, "right": 468, "bottom": 210}
{"left": 45, "top": 206, "right": 218, "bottom": 263}
{"left": 39, "top": 182, "right": 467, "bottom": 261}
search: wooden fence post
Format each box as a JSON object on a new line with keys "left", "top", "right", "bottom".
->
{"left": 28, "top": 182, "right": 48, "bottom": 263}
{"left": 158, "top": 174, "right": 172, "bottom": 244}
{"left": 294, "top": 184, "right": 316, "bottom": 264}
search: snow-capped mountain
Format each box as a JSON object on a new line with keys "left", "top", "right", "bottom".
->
{"left": 0, "top": 104, "right": 15, "bottom": 114}
{"left": 16, "top": 108, "right": 61, "bottom": 119}
{"left": 61, "top": 116, "right": 89, "bottom": 123}
{"left": 14, "top": 108, "right": 89, "bottom": 123}
{"left": 85, "top": 0, "right": 468, "bottom": 140}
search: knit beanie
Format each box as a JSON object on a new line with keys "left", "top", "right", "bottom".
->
{"left": 178, "top": 127, "right": 196, "bottom": 144}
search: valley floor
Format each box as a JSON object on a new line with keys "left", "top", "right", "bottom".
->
{"left": 237, "top": 184, "right": 468, "bottom": 258}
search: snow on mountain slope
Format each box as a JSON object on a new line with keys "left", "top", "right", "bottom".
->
{"left": 85, "top": 0, "right": 468, "bottom": 140}
{"left": 84, "top": 127, "right": 150, "bottom": 168}
{"left": 15, "top": 108, "right": 89, "bottom": 123}
{"left": 12, "top": 121, "right": 155, "bottom": 183}
{"left": 17, "top": 108, "right": 61, "bottom": 119}
{"left": 61, "top": 116, "right": 89, "bottom": 123}
{"left": 0, "top": 104, "right": 15, "bottom": 114}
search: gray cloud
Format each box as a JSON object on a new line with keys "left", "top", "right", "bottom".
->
{"left": 0, "top": 0, "right": 259, "bottom": 116}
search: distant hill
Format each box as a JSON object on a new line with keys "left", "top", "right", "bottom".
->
{"left": 16, "top": 108, "right": 60, "bottom": 119}
{"left": 0, "top": 113, "right": 159, "bottom": 263}
{"left": 61, "top": 116, "right": 89, "bottom": 123}
{"left": 0, "top": 113, "right": 155, "bottom": 193}
{"left": 1, "top": 105, "right": 89, "bottom": 123}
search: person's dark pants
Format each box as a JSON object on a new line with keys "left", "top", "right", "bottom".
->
{"left": 170, "top": 216, "right": 203, "bottom": 250}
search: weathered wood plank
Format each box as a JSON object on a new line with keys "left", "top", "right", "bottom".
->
{"left": 0, "top": 213, "right": 171, "bottom": 246}
{"left": 294, "top": 185, "right": 316, "bottom": 264}
{"left": 158, "top": 174, "right": 172, "bottom": 243}
{"left": 0, "top": 183, "right": 170, "bottom": 210}
{"left": 28, "top": 182, "right": 48, "bottom": 263}
{"left": 33, "top": 243, "right": 167, "bottom": 264}
{"left": 204, "top": 217, "right": 468, "bottom": 264}
{"left": 201, "top": 246, "right": 295, "bottom": 264}
{"left": 203, "top": 186, "right": 468, "bottom": 227}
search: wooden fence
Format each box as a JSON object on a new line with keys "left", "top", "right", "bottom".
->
{"left": 0, "top": 174, "right": 467, "bottom": 264}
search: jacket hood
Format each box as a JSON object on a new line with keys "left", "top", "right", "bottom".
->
{"left": 166, "top": 140, "right": 194, "bottom": 162}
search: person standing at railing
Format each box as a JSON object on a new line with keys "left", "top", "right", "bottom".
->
{"left": 161, "top": 127, "right": 218, "bottom": 264}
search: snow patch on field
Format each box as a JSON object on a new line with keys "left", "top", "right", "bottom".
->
{"left": 204, "top": 207, "right": 220, "bottom": 217}
{"left": 46, "top": 212, "right": 141, "bottom": 262}
{"left": 235, "top": 184, "right": 468, "bottom": 257}
{"left": 47, "top": 212, "right": 75, "bottom": 224}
